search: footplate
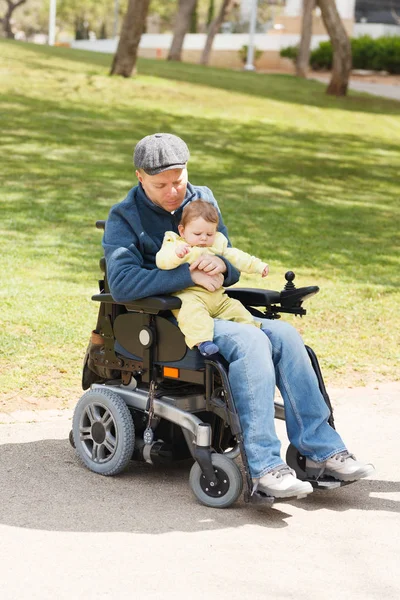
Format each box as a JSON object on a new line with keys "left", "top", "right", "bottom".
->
{"left": 245, "top": 489, "right": 275, "bottom": 506}
{"left": 307, "top": 477, "right": 353, "bottom": 490}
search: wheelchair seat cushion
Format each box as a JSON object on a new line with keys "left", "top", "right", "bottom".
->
{"left": 115, "top": 340, "right": 206, "bottom": 370}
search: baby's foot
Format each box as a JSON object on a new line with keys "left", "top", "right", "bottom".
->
{"left": 198, "top": 341, "right": 219, "bottom": 356}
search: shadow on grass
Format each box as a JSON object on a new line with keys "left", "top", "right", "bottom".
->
{"left": 4, "top": 39, "right": 400, "bottom": 116}
{"left": 1, "top": 92, "right": 399, "bottom": 287}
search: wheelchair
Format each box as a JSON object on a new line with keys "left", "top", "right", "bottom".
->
{"left": 70, "top": 220, "right": 348, "bottom": 508}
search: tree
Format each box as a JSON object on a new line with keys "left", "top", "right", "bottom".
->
{"left": 317, "top": 0, "right": 352, "bottom": 96}
{"left": 200, "top": 0, "right": 235, "bottom": 66}
{"left": 57, "top": 0, "right": 118, "bottom": 41}
{"left": 0, "top": 0, "right": 27, "bottom": 38}
{"left": 296, "top": 0, "right": 315, "bottom": 78}
{"left": 110, "top": 0, "right": 150, "bottom": 77}
{"left": 167, "top": 0, "right": 198, "bottom": 61}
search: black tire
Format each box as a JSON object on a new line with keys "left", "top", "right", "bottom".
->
{"left": 72, "top": 388, "right": 135, "bottom": 476}
{"left": 189, "top": 454, "right": 243, "bottom": 508}
{"left": 286, "top": 443, "right": 307, "bottom": 480}
{"left": 69, "top": 429, "right": 75, "bottom": 448}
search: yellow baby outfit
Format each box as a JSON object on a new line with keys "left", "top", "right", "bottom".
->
{"left": 156, "top": 231, "right": 268, "bottom": 349}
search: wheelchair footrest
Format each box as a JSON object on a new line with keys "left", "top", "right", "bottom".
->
{"left": 245, "top": 490, "right": 275, "bottom": 505}
{"left": 306, "top": 476, "right": 354, "bottom": 490}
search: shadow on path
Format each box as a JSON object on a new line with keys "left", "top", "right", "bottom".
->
{"left": 1, "top": 438, "right": 397, "bottom": 534}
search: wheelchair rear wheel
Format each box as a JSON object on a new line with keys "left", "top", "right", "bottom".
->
{"left": 189, "top": 454, "right": 243, "bottom": 508}
{"left": 72, "top": 388, "right": 135, "bottom": 476}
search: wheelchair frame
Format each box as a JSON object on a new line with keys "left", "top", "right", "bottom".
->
{"left": 70, "top": 221, "right": 345, "bottom": 508}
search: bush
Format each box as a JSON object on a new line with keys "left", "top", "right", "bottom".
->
{"left": 280, "top": 45, "right": 298, "bottom": 61}
{"left": 351, "top": 35, "right": 377, "bottom": 70}
{"left": 372, "top": 35, "right": 400, "bottom": 74}
{"left": 310, "top": 41, "right": 333, "bottom": 70}
{"left": 280, "top": 36, "right": 400, "bottom": 74}
{"left": 239, "top": 45, "right": 263, "bottom": 64}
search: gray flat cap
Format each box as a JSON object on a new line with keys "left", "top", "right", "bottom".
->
{"left": 134, "top": 133, "right": 190, "bottom": 176}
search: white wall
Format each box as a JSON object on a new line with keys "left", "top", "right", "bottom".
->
{"left": 71, "top": 32, "right": 331, "bottom": 54}
{"left": 283, "top": 0, "right": 301, "bottom": 17}
{"left": 354, "top": 23, "right": 400, "bottom": 38}
{"left": 336, "top": 0, "right": 356, "bottom": 20}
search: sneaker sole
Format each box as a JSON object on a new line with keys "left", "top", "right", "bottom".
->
{"left": 257, "top": 483, "right": 313, "bottom": 499}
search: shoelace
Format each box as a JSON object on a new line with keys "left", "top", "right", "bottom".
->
{"left": 332, "top": 450, "right": 354, "bottom": 463}
{"left": 269, "top": 465, "right": 295, "bottom": 479}
{"left": 251, "top": 464, "right": 295, "bottom": 495}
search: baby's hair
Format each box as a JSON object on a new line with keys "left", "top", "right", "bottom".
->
{"left": 180, "top": 199, "right": 219, "bottom": 228}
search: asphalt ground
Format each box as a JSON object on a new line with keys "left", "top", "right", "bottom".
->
{"left": 310, "top": 75, "right": 400, "bottom": 100}
{"left": 0, "top": 382, "right": 399, "bottom": 600}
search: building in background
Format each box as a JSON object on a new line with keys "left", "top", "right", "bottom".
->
{"left": 355, "top": 0, "right": 400, "bottom": 37}
{"left": 355, "top": 0, "right": 400, "bottom": 24}
{"left": 240, "top": 0, "right": 355, "bottom": 35}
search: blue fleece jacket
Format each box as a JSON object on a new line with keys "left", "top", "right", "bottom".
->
{"left": 102, "top": 182, "right": 240, "bottom": 303}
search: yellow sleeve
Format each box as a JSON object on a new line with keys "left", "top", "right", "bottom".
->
{"left": 222, "top": 243, "right": 268, "bottom": 275}
{"left": 156, "top": 232, "right": 190, "bottom": 270}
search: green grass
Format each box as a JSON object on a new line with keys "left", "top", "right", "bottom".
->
{"left": 1, "top": 39, "right": 399, "bottom": 410}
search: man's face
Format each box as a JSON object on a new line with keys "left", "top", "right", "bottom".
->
{"left": 136, "top": 167, "right": 188, "bottom": 212}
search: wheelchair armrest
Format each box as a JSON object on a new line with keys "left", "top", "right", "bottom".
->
{"left": 280, "top": 286, "right": 319, "bottom": 307}
{"left": 91, "top": 293, "right": 182, "bottom": 314}
{"left": 226, "top": 285, "right": 319, "bottom": 310}
{"left": 225, "top": 288, "right": 281, "bottom": 306}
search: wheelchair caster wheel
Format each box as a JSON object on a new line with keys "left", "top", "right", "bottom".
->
{"left": 189, "top": 454, "right": 243, "bottom": 508}
{"left": 72, "top": 388, "right": 135, "bottom": 476}
{"left": 69, "top": 429, "right": 75, "bottom": 448}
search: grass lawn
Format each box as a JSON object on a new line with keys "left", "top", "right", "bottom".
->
{"left": 1, "top": 39, "right": 399, "bottom": 412}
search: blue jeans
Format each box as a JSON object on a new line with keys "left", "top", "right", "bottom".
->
{"left": 212, "top": 318, "right": 347, "bottom": 479}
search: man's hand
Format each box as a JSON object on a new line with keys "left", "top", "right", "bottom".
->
{"left": 191, "top": 269, "right": 224, "bottom": 292}
{"left": 262, "top": 265, "right": 269, "bottom": 278}
{"left": 189, "top": 254, "right": 227, "bottom": 276}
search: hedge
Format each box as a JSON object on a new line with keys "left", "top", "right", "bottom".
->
{"left": 280, "top": 35, "right": 400, "bottom": 74}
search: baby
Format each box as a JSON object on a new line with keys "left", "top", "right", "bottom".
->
{"left": 156, "top": 199, "right": 269, "bottom": 356}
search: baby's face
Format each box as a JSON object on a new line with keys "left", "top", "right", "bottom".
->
{"left": 179, "top": 217, "right": 217, "bottom": 248}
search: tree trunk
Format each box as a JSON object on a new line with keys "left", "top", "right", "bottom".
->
{"left": 296, "top": 0, "right": 315, "bottom": 78}
{"left": 317, "top": 0, "right": 352, "bottom": 96}
{"left": 2, "top": 0, "right": 27, "bottom": 39}
{"left": 110, "top": 0, "right": 150, "bottom": 77}
{"left": 167, "top": 0, "right": 198, "bottom": 62}
{"left": 200, "top": 0, "right": 235, "bottom": 66}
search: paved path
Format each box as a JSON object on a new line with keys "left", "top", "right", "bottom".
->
{"left": 1, "top": 382, "right": 399, "bottom": 600}
{"left": 311, "top": 76, "right": 400, "bottom": 101}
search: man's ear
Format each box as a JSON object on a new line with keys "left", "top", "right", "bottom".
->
{"left": 178, "top": 224, "right": 184, "bottom": 237}
{"left": 136, "top": 169, "right": 144, "bottom": 184}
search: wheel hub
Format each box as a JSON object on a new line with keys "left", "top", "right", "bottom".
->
{"left": 200, "top": 467, "right": 229, "bottom": 498}
{"left": 91, "top": 421, "right": 106, "bottom": 444}
{"left": 79, "top": 401, "right": 118, "bottom": 464}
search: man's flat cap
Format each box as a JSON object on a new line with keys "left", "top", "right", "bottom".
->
{"left": 134, "top": 133, "right": 190, "bottom": 176}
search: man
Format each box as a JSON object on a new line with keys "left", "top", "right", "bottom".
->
{"left": 103, "top": 133, "right": 374, "bottom": 499}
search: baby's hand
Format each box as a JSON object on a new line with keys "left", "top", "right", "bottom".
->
{"left": 176, "top": 244, "right": 191, "bottom": 258}
{"left": 261, "top": 265, "right": 269, "bottom": 278}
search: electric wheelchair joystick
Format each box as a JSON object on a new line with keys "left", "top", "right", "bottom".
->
{"left": 284, "top": 270, "right": 296, "bottom": 290}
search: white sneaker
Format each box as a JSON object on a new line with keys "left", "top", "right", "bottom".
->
{"left": 306, "top": 451, "right": 375, "bottom": 482}
{"left": 253, "top": 464, "right": 313, "bottom": 499}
